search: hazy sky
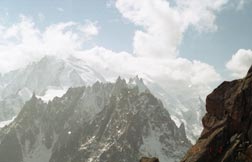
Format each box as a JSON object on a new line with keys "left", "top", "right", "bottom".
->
{"left": 0, "top": 0, "right": 251, "bottom": 97}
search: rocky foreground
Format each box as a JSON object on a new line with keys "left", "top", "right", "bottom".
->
{"left": 181, "top": 66, "right": 252, "bottom": 162}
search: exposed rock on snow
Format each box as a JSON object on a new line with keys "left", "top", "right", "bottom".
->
{"left": 0, "top": 79, "right": 190, "bottom": 162}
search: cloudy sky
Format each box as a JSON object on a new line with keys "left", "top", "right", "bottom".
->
{"left": 0, "top": 0, "right": 251, "bottom": 97}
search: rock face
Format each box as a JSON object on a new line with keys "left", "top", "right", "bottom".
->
{"left": 181, "top": 66, "right": 252, "bottom": 162}
{"left": 129, "top": 76, "right": 206, "bottom": 142}
{"left": 140, "top": 157, "right": 159, "bottom": 162}
{"left": 0, "top": 78, "right": 190, "bottom": 162}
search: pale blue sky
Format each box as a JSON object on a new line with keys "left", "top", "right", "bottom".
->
{"left": 0, "top": 0, "right": 251, "bottom": 78}
{"left": 180, "top": 3, "right": 252, "bottom": 76}
{"left": 0, "top": 0, "right": 135, "bottom": 52}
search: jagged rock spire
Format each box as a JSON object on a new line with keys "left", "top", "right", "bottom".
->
{"left": 31, "top": 91, "right": 36, "bottom": 99}
{"left": 0, "top": 78, "right": 191, "bottom": 162}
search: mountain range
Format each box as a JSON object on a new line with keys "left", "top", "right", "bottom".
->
{"left": 0, "top": 78, "right": 191, "bottom": 162}
{"left": 0, "top": 55, "right": 205, "bottom": 142}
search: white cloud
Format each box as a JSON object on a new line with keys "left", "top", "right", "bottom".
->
{"left": 79, "top": 20, "right": 99, "bottom": 40}
{"left": 177, "top": 0, "right": 229, "bottom": 31}
{"left": 0, "top": 15, "right": 99, "bottom": 73}
{"left": 0, "top": 0, "right": 226, "bottom": 98}
{"left": 115, "top": 0, "right": 181, "bottom": 58}
{"left": 99, "top": 0, "right": 225, "bottom": 97}
{"left": 76, "top": 46, "right": 221, "bottom": 98}
{"left": 226, "top": 49, "right": 252, "bottom": 78}
{"left": 115, "top": 0, "right": 229, "bottom": 58}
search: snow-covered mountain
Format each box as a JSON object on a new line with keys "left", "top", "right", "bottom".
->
{"left": 128, "top": 76, "right": 205, "bottom": 142}
{"left": 149, "top": 85, "right": 205, "bottom": 143}
{"left": 0, "top": 78, "right": 190, "bottom": 162}
{"left": 0, "top": 55, "right": 105, "bottom": 121}
{"left": 0, "top": 55, "right": 205, "bottom": 143}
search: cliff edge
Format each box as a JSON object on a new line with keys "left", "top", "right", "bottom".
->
{"left": 181, "top": 66, "right": 252, "bottom": 162}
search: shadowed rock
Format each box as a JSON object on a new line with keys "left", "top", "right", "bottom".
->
{"left": 181, "top": 65, "right": 252, "bottom": 162}
{"left": 140, "top": 157, "right": 159, "bottom": 162}
{"left": 0, "top": 79, "right": 190, "bottom": 162}
{"left": 248, "top": 65, "right": 252, "bottom": 75}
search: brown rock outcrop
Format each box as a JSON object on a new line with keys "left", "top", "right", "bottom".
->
{"left": 181, "top": 66, "right": 252, "bottom": 162}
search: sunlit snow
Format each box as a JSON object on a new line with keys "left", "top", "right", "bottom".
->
{"left": 37, "top": 88, "right": 67, "bottom": 103}
{"left": 0, "top": 116, "right": 16, "bottom": 128}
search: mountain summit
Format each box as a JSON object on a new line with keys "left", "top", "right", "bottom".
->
{"left": 0, "top": 55, "right": 105, "bottom": 121}
{"left": 181, "top": 66, "right": 252, "bottom": 162}
{"left": 0, "top": 55, "right": 206, "bottom": 144}
{"left": 0, "top": 79, "right": 190, "bottom": 162}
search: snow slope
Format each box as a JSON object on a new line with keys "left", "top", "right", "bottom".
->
{"left": 0, "top": 55, "right": 105, "bottom": 121}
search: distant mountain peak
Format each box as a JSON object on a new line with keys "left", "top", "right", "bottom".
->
{"left": 128, "top": 75, "right": 149, "bottom": 93}
{"left": 115, "top": 76, "right": 126, "bottom": 84}
{"left": 0, "top": 55, "right": 105, "bottom": 121}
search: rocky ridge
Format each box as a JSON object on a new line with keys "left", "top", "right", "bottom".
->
{"left": 0, "top": 78, "right": 190, "bottom": 162}
{"left": 181, "top": 66, "right": 252, "bottom": 162}
{"left": 0, "top": 56, "right": 205, "bottom": 143}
